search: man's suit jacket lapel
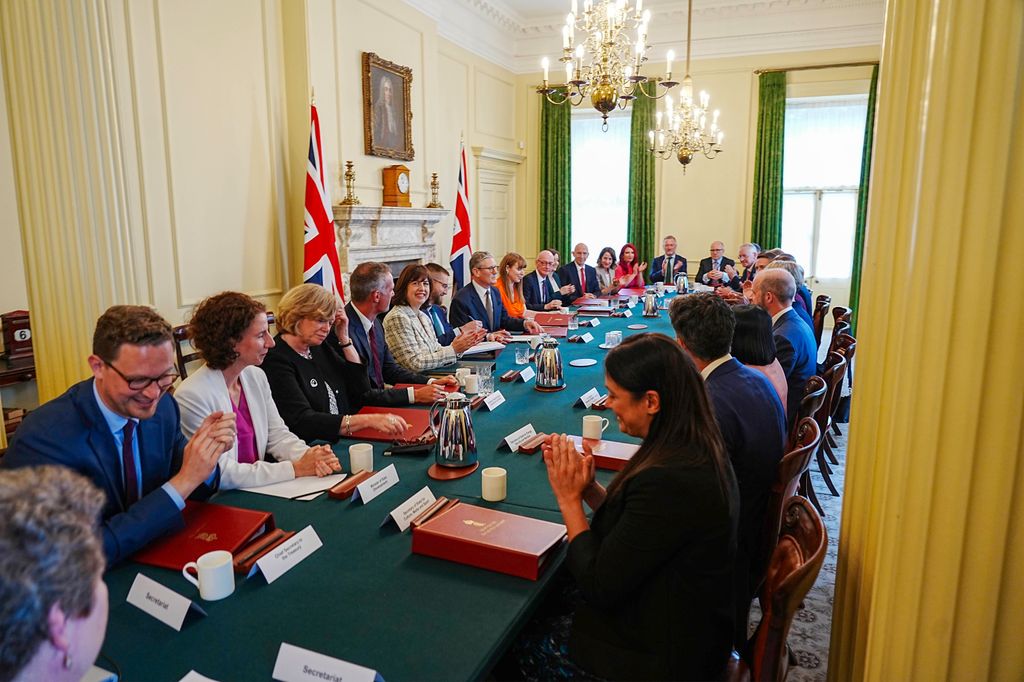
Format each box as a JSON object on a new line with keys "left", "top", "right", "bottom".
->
{"left": 346, "top": 303, "right": 371, "bottom": 365}
{"left": 75, "top": 384, "right": 129, "bottom": 512}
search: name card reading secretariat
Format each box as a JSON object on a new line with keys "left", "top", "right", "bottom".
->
{"left": 272, "top": 642, "right": 376, "bottom": 682}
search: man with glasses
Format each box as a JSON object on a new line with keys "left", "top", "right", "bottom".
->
{"left": 523, "top": 250, "right": 568, "bottom": 312}
{"left": 424, "top": 263, "right": 482, "bottom": 346}
{"left": 4, "top": 305, "right": 236, "bottom": 566}
{"left": 696, "top": 241, "right": 736, "bottom": 287}
{"left": 450, "top": 251, "right": 542, "bottom": 340}
{"left": 556, "top": 243, "right": 600, "bottom": 304}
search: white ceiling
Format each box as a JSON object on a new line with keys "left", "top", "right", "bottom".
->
{"left": 402, "top": 0, "right": 884, "bottom": 73}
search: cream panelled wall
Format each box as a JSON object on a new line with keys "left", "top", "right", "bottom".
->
{"left": 1, "top": 0, "right": 520, "bottom": 401}
{"left": 513, "top": 45, "right": 878, "bottom": 263}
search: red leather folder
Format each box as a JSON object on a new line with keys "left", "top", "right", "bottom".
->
{"left": 133, "top": 501, "right": 279, "bottom": 571}
{"left": 534, "top": 312, "right": 575, "bottom": 326}
{"left": 567, "top": 435, "right": 640, "bottom": 472}
{"left": 617, "top": 287, "right": 646, "bottom": 297}
{"left": 349, "top": 406, "right": 432, "bottom": 442}
{"left": 573, "top": 296, "right": 612, "bottom": 307}
{"left": 393, "top": 383, "right": 459, "bottom": 393}
{"left": 412, "top": 503, "right": 567, "bottom": 580}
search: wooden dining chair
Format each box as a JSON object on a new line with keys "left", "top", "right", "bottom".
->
{"left": 809, "top": 352, "right": 846, "bottom": 499}
{"left": 827, "top": 333, "right": 857, "bottom": 443}
{"left": 724, "top": 497, "right": 827, "bottom": 682}
{"left": 812, "top": 295, "right": 831, "bottom": 352}
{"left": 787, "top": 376, "right": 826, "bottom": 451}
{"left": 831, "top": 306, "right": 851, "bottom": 326}
{"left": 172, "top": 311, "right": 276, "bottom": 380}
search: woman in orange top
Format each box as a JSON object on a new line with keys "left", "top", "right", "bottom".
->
{"left": 497, "top": 252, "right": 528, "bottom": 318}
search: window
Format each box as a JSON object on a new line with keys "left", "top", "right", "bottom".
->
{"left": 571, "top": 110, "right": 630, "bottom": 254}
{"left": 781, "top": 96, "right": 868, "bottom": 281}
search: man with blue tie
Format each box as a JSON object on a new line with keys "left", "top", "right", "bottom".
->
{"left": 3, "top": 306, "right": 235, "bottom": 566}
{"left": 555, "top": 242, "right": 600, "bottom": 304}
{"left": 649, "top": 235, "right": 687, "bottom": 284}
{"left": 696, "top": 241, "right": 736, "bottom": 287}
{"left": 751, "top": 269, "right": 818, "bottom": 426}
{"left": 450, "top": 251, "right": 543, "bottom": 340}
{"left": 345, "top": 262, "right": 453, "bottom": 407}
{"left": 523, "top": 250, "right": 567, "bottom": 312}
{"left": 669, "top": 293, "right": 786, "bottom": 644}
{"left": 424, "top": 262, "right": 482, "bottom": 346}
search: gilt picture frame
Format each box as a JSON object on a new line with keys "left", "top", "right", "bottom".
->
{"left": 362, "top": 52, "right": 414, "bottom": 161}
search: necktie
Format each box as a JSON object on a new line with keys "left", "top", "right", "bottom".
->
{"left": 368, "top": 325, "right": 384, "bottom": 387}
{"left": 430, "top": 307, "right": 445, "bottom": 338}
{"left": 666, "top": 257, "right": 673, "bottom": 278}
{"left": 544, "top": 278, "right": 554, "bottom": 303}
{"left": 484, "top": 289, "right": 494, "bottom": 329}
{"left": 122, "top": 420, "right": 138, "bottom": 507}
{"left": 578, "top": 267, "right": 585, "bottom": 292}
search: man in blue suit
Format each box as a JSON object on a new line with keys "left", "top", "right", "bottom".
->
{"left": 345, "top": 262, "right": 454, "bottom": 407}
{"left": 555, "top": 242, "right": 600, "bottom": 305}
{"left": 425, "top": 262, "right": 484, "bottom": 346}
{"left": 450, "top": 251, "right": 543, "bottom": 340}
{"left": 649, "top": 235, "right": 687, "bottom": 284}
{"left": 752, "top": 268, "right": 818, "bottom": 426}
{"left": 522, "top": 250, "right": 567, "bottom": 312}
{"left": 669, "top": 292, "right": 786, "bottom": 645}
{"left": 3, "top": 306, "right": 235, "bottom": 566}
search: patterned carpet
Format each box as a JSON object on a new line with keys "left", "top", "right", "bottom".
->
{"left": 746, "top": 426, "right": 847, "bottom": 682}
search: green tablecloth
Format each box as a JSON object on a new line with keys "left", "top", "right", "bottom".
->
{"left": 100, "top": 298, "right": 679, "bottom": 681}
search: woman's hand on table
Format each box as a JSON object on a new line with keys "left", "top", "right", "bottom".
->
{"left": 294, "top": 444, "right": 342, "bottom": 478}
{"left": 370, "top": 413, "right": 410, "bottom": 435}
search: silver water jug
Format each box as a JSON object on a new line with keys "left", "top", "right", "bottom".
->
{"left": 428, "top": 393, "right": 478, "bottom": 468}
{"left": 535, "top": 335, "right": 565, "bottom": 390}
{"left": 675, "top": 272, "right": 690, "bottom": 294}
{"left": 643, "top": 289, "right": 660, "bottom": 317}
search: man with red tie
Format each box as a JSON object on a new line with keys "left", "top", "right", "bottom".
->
{"left": 556, "top": 242, "right": 600, "bottom": 304}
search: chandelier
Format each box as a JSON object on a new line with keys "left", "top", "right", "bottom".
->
{"left": 537, "top": 0, "right": 677, "bottom": 129}
{"left": 648, "top": 0, "right": 724, "bottom": 170}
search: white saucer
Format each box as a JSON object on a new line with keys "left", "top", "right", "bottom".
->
{"left": 627, "top": 324, "right": 648, "bottom": 330}
{"left": 598, "top": 343, "right": 615, "bottom": 349}
{"left": 569, "top": 358, "right": 598, "bottom": 367}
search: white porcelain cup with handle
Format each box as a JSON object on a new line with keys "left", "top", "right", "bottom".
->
{"left": 582, "top": 415, "right": 610, "bottom": 440}
{"left": 481, "top": 466, "right": 507, "bottom": 502}
{"left": 464, "top": 374, "right": 479, "bottom": 394}
{"left": 349, "top": 442, "right": 373, "bottom": 474}
{"left": 455, "top": 367, "right": 472, "bottom": 386}
{"left": 182, "top": 550, "right": 235, "bottom": 601}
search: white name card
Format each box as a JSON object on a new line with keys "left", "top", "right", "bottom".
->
{"left": 483, "top": 390, "right": 506, "bottom": 411}
{"left": 579, "top": 332, "right": 594, "bottom": 343}
{"left": 353, "top": 463, "right": 399, "bottom": 505}
{"left": 272, "top": 642, "right": 376, "bottom": 682}
{"left": 623, "top": 309, "right": 633, "bottom": 318}
{"left": 127, "top": 574, "right": 205, "bottom": 631}
{"left": 517, "top": 366, "right": 535, "bottom": 382}
{"left": 255, "top": 525, "right": 323, "bottom": 584}
{"left": 179, "top": 672, "right": 220, "bottom": 682}
{"left": 577, "top": 387, "right": 600, "bottom": 408}
{"left": 383, "top": 486, "right": 436, "bottom": 532}
{"left": 503, "top": 423, "right": 537, "bottom": 450}
{"left": 589, "top": 318, "right": 601, "bottom": 327}
{"left": 82, "top": 665, "right": 119, "bottom": 682}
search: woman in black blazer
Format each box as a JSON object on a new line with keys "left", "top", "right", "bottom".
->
{"left": 260, "top": 284, "right": 409, "bottom": 443}
{"left": 542, "top": 333, "right": 739, "bottom": 680}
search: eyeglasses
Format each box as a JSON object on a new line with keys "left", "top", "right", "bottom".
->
{"left": 710, "top": 248, "right": 724, "bottom": 252}
{"left": 104, "top": 361, "right": 179, "bottom": 391}
{"left": 474, "top": 265, "right": 499, "bottom": 272}
{"left": 536, "top": 260, "right": 556, "bottom": 266}
{"left": 430, "top": 278, "right": 450, "bottom": 291}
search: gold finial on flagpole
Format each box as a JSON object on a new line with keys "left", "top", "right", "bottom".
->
{"left": 311, "top": 86, "right": 316, "bottom": 106}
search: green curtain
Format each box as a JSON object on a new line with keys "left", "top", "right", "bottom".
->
{"left": 627, "top": 95, "right": 656, "bottom": 262}
{"left": 539, "top": 93, "right": 572, "bottom": 261}
{"left": 750, "top": 71, "right": 787, "bottom": 250}
{"left": 849, "top": 65, "right": 879, "bottom": 334}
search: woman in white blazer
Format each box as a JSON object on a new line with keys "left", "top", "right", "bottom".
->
{"left": 383, "top": 264, "right": 486, "bottom": 372}
{"left": 175, "top": 292, "right": 341, "bottom": 489}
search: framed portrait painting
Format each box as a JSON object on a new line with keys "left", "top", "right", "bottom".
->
{"left": 362, "top": 52, "right": 414, "bottom": 161}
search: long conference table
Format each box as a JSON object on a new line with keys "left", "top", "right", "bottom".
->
{"left": 100, "top": 294, "right": 679, "bottom": 681}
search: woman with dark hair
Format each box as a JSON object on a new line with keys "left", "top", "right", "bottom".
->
{"left": 594, "top": 247, "right": 618, "bottom": 294}
{"left": 731, "top": 304, "right": 788, "bottom": 412}
{"left": 383, "top": 264, "right": 486, "bottom": 372}
{"left": 496, "top": 252, "right": 528, "bottom": 318}
{"left": 175, "top": 291, "right": 341, "bottom": 489}
{"left": 537, "top": 334, "right": 739, "bottom": 680}
{"left": 613, "top": 242, "right": 647, "bottom": 288}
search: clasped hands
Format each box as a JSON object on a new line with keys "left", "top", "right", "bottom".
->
{"left": 542, "top": 434, "right": 596, "bottom": 505}
{"left": 294, "top": 444, "right": 342, "bottom": 478}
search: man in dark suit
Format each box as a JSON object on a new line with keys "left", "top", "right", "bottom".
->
{"left": 649, "top": 235, "right": 687, "bottom": 284}
{"left": 696, "top": 241, "right": 736, "bottom": 288}
{"left": 668, "top": 292, "right": 787, "bottom": 644}
{"left": 555, "top": 242, "right": 600, "bottom": 305}
{"left": 3, "top": 306, "right": 234, "bottom": 566}
{"left": 450, "top": 251, "right": 543, "bottom": 339}
{"left": 752, "top": 269, "right": 818, "bottom": 425}
{"left": 424, "top": 262, "right": 484, "bottom": 346}
{"left": 727, "top": 243, "right": 759, "bottom": 292}
{"left": 346, "top": 262, "right": 454, "bottom": 406}
{"left": 522, "top": 250, "right": 567, "bottom": 312}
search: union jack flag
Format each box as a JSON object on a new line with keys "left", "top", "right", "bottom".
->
{"left": 450, "top": 140, "right": 472, "bottom": 290}
{"left": 303, "top": 104, "right": 344, "bottom": 298}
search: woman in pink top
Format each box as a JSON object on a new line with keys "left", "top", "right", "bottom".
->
{"left": 731, "top": 305, "right": 789, "bottom": 414}
{"left": 614, "top": 242, "right": 648, "bottom": 288}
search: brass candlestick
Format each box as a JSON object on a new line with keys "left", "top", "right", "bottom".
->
{"left": 339, "top": 161, "right": 360, "bottom": 206}
{"left": 426, "top": 172, "right": 444, "bottom": 208}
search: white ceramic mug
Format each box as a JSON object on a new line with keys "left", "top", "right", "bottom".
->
{"left": 182, "top": 550, "right": 235, "bottom": 601}
{"left": 582, "top": 415, "right": 610, "bottom": 440}
{"left": 464, "top": 374, "right": 479, "bottom": 394}
{"left": 481, "top": 466, "right": 507, "bottom": 502}
{"left": 349, "top": 442, "right": 373, "bottom": 473}
{"left": 455, "top": 367, "right": 472, "bottom": 386}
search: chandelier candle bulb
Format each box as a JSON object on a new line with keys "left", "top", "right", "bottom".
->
{"left": 636, "top": 0, "right": 643, "bottom": 14}
{"left": 666, "top": 50, "right": 674, "bottom": 78}
{"left": 566, "top": 14, "right": 575, "bottom": 40}
{"left": 542, "top": 57, "right": 550, "bottom": 83}
{"left": 571, "top": 0, "right": 578, "bottom": 16}
{"left": 563, "top": 25, "right": 570, "bottom": 48}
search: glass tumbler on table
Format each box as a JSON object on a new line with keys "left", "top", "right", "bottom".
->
{"left": 515, "top": 345, "right": 530, "bottom": 365}
{"left": 477, "top": 365, "right": 493, "bottom": 395}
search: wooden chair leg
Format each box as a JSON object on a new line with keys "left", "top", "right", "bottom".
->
{"left": 824, "top": 439, "right": 839, "bottom": 466}
{"left": 826, "top": 431, "right": 839, "bottom": 448}
{"left": 832, "top": 421, "right": 843, "bottom": 436}
{"left": 800, "top": 470, "right": 825, "bottom": 515}
{"left": 816, "top": 446, "right": 840, "bottom": 496}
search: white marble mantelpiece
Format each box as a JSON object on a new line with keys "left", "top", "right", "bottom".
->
{"left": 333, "top": 206, "right": 450, "bottom": 281}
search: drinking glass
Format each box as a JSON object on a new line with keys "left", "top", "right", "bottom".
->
{"left": 477, "top": 365, "right": 493, "bottom": 396}
{"left": 515, "top": 345, "right": 530, "bottom": 365}
{"left": 568, "top": 316, "right": 579, "bottom": 331}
